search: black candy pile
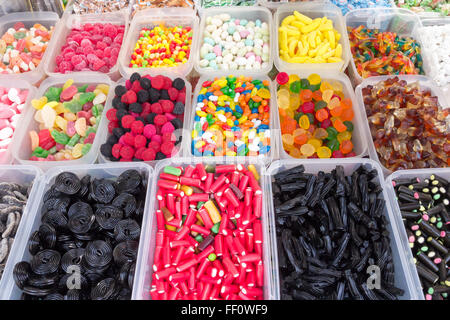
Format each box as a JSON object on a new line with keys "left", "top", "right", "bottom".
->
{"left": 272, "top": 164, "right": 404, "bottom": 300}
{"left": 13, "top": 169, "right": 147, "bottom": 300}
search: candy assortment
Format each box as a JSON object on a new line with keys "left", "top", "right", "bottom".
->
{"left": 393, "top": 0, "right": 450, "bottom": 16}
{"left": 71, "top": 0, "right": 131, "bottom": 14}
{"left": 277, "top": 72, "right": 356, "bottom": 159}
{"left": 330, "top": 0, "right": 392, "bottom": 15}
{"left": 191, "top": 75, "right": 271, "bottom": 157}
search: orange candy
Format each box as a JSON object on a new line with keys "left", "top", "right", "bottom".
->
{"left": 340, "top": 108, "right": 354, "bottom": 121}
{"left": 340, "top": 140, "right": 353, "bottom": 154}
{"left": 315, "top": 109, "right": 329, "bottom": 122}
{"left": 330, "top": 105, "right": 343, "bottom": 117}
{"left": 333, "top": 118, "right": 347, "bottom": 132}
{"left": 300, "top": 89, "right": 313, "bottom": 102}
{"left": 312, "top": 90, "right": 322, "bottom": 101}
{"left": 294, "top": 134, "right": 308, "bottom": 145}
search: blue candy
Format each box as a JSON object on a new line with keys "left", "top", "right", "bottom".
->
{"left": 204, "top": 37, "right": 215, "bottom": 46}
{"left": 259, "top": 145, "right": 270, "bottom": 154}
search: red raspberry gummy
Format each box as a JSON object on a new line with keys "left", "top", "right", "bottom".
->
{"left": 160, "top": 100, "right": 174, "bottom": 113}
{"left": 142, "top": 148, "right": 156, "bottom": 161}
{"left": 120, "top": 145, "right": 135, "bottom": 160}
{"left": 148, "top": 140, "right": 161, "bottom": 153}
{"left": 134, "top": 135, "right": 147, "bottom": 149}
{"left": 122, "top": 132, "right": 135, "bottom": 146}
{"left": 131, "top": 121, "right": 144, "bottom": 135}
{"left": 154, "top": 115, "right": 167, "bottom": 127}
{"left": 151, "top": 75, "right": 164, "bottom": 90}
{"left": 161, "top": 142, "right": 175, "bottom": 156}
{"left": 150, "top": 103, "right": 163, "bottom": 114}
{"left": 106, "top": 109, "right": 117, "bottom": 121}
{"left": 112, "top": 144, "right": 122, "bottom": 159}
{"left": 121, "top": 115, "right": 135, "bottom": 129}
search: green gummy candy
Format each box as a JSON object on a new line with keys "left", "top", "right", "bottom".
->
{"left": 67, "top": 134, "right": 80, "bottom": 147}
{"left": 211, "top": 222, "right": 220, "bottom": 234}
{"left": 31, "top": 147, "right": 49, "bottom": 158}
{"left": 81, "top": 144, "right": 92, "bottom": 155}
{"left": 45, "top": 87, "right": 63, "bottom": 102}
{"left": 14, "top": 32, "right": 26, "bottom": 39}
{"left": 314, "top": 101, "right": 327, "bottom": 111}
{"left": 51, "top": 130, "right": 70, "bottom": 145}
{"left": 78, "top": 84, "right": 89, "bottom": 92}
{"left": 64, "top": 100, "right": 82, "bottom": 113}
{"left": 195, "top": 235, "right": 204, "bottom": 243}
{"left": 300, "top": 79, "right": 310, "bottom": 89}
{"left": 327, "top": 139, "right": 340, "bottom": 151}
{"left": 79, "top": 92, "right": 95, "bottom": 105}
{"left": 85, "top": 127, "right": 96, "bottom": 136}
{"left": 326, "top": 127, "right": 338, "bottom": 140}
{"left": 48, "top": 147, "right": 57, "bottom": 155}
{"left": 289, "top": 81, "right": 301, "bottom": 93}
{"left": 344, "top": 121, "right": 354, "bottom": 132}
{"left": 204, "top": 164, "right": 215, "bottom": 173}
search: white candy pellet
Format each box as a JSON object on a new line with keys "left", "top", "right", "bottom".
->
{"left": 0, "top": 127, "right": 13, "bottom": 140}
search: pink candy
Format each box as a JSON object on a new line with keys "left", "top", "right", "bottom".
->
{"left": 161, "top": 122, "right": 175, "bottom": 134}
{"left": 55, "top": 23, "right": 125, "bottom": 74}
{"left": 143, "top": 124, "right": 156, "bottom": 139}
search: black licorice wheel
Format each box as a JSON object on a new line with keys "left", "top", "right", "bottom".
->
{"left": 116, "top": 170, "right": 141, "bottom": 194}
{"left": 61, "top": 248, "right": 85, "bottom": 273}
{"left": 54, "top": 172, "right": 81, "bottom": 195}
{"left": 30, "top": 250, "right": 61, "bottom": 276}
{"left": 38, "top": 224, "right": 57, "bottom": 249}
{"left": 95, "top": 205, "right": 123, "bottom": 230}
{"left": 68, "top": 210, "right": 95, "bottom": 234}
{"left": 91, "top": 179, "right": 116, "bottom": 204}
{"left": 85, "top": 240, "right": 112, "bottom": 268}
{"left": 114, "top": 219, "right": 141, "bottom": 242}
{"left": 13, "top": 261, "right": 32, "bottom": 289}
{"left": 113, "top": 240, "right": 138, "bottom": 266}
{"left": 91, "top": 278, "right": 116, "bottom": 300}
{"left": 41, "top": 209, "right": 68, "bottom": 230}
{"left": 28, "top": 231, "right": 41, "bottom": 255}
{"left": 112, "top": 193, "right": 137, "bottom": 218}
{"left": 67, "top": 201, "right": 93, "bottom": 218}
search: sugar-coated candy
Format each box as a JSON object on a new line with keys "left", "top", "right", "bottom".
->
{"left": 330, "top": 0, "right": 391, "bottom": 15}
{"left": 28, "top": 80, "right": 108, "bottom": 161}
{"left": 101, "top": 73, "right": 186, "bottom": 162}
{"left": 0, "top": 23, "right": 54, "bottom": 74}
{"left": 71, "top": 0, "right": 130, "bottom": 14}
{"left": 393, "top": 0, "right": 449, "bottom": 15}
{"left": 54, "top": 23, "right": 125, "bottom": 74}
{"left": 201, "top": 0, "right": 255, "bottom": 8}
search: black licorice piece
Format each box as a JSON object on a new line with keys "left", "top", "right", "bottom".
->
{"left": 417, "top": 252, "right": 439, "bottom": 273}
{"left": 399, "top": 202, "right": 421, "bottom": 211}
{"left": 401, "top": 211, "right": 421, "bottom": 220}
{"left": 416, "top": 262, "right": 439, "bottom": 284}
{"left": 279, "top": 181, "right": 306, "bottom": 193}
{"left": 418, "top": 219, "right": 442, "bottom": 238}
{"left": 274, "top": 165, "right": 305, "bottom": 181}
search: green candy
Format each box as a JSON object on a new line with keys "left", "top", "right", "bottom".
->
{"left": 195, "top": 235, "right": 204, "bottom": 243}
{"left": 237, "top": 146, "right": 248, "bottom": 156}
{"left": 207, "top": 253, "right": 217, "bottom": 262}
{"left": 300, "top": 79, "right": 310, "bottom": 89}
{"left": 14, "top": 32, "right": 26, "bottom": 39}
{"left": 305, "top": 113, "right": 315, "bottom": 125}
{"left": 344, "top": 121, "right": 354, "bottom": 132}
{"left": 227, "top": 76, "right": 236, "bottom": 84}
{"left": 77, "top": 84, "right": 89, "bottom": 92}
{"left": 326, "top": 127, "right": 338, "bottom": 140}
{"left": 327, "top": 139, "right": 340, "bottom": 151}
{"left": 294, "top": 112, "right": 304, "bottom": 122}
{"left": 79, "top": 92, "right": 95, "bottom": 106}
{"left": 314, "top": 101, "right": 327, "bottom": 111}
{"left": 92, "top": 105, "right": 99, "bottom": 117}
{"left": 197, "top": 201, "right": 205, "bottom": 209}
{"left": 45, "top": 87, "right": 63, "bottom": 102}
{"left": 63, "top": 99, "right": 82, "bottom": 113}
{"left": 309, "top": 84, "right": 320, "bottom": 91}
{"left": 31, "top": 147, "right": 49, "bottom": 159}
{"left": 51, "top": 130, "right": 70, "bottom": 145}
{"left": 205, "top": 165, "right": 215, "bottom": 173}
{"left": 164, "top": 166, "right": 182, "bottom": 176}
{"left": 85, "top": 127, "right": 96, "bottom": 136}
{"left": 81, "top": 144, "right": 92, "bottom": 155}
{"left": 67, "top": 134, "right": 80, "bottom": 147}
{"left": 48, "top": 147, "right": 57, "bottom": 155}
{"left": 290, "top": 81, "right": 302, "bottom": 93}
{"left": 234, "top": 112, "right": 242, "bottom": 119}
{"left": 211, "top": 222, "right": 220, "bottom": 234}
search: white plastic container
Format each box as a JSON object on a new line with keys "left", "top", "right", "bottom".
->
{"left": 414, "top": 17, "right": 450, "bottom": 104}
{"left": 355, "top": 75, "right": 449, "bottom": 177}
{"left": 265, "top": 158, "right": 423, "bottom": 300}
{"left": 118, "top": 8, "right": 199, "bottom": 79}
{"left": 183, "top": 72, "right": 277, "bottom": 165}
{"left": 273, "top": 2, "right": 351, "bottom": 75}
{"left": 11, "top": 74, "right": 114, "bottom": 171}
{"left": 384, "top": 167, "right": 450, "bottom": 300}
{"left": 0, "top": 165, "right": 42, "bottom": 295}
{"left": 275, "top": 71, "right": 368, "bottom": 160}
{"left": 0, "top": 79, "right": 37, "bottom": 165}
{"left": 0, "top": 162, "right": 153, "bottom": 300}
{"left": 43, "top": 10, "right": 129, "bottom": 82}
{"left": 345, "top": 8, "right": 426, "bottom": 86}
{"left": 133, "top": 157, "right": 275, "bottom": 299}
{"left": 193, "top": 6, "right": 273, "bottom": 76}
{"left": 97, "top": 75, "right": 193, "bottom": 166}
{"left": 62, "top": 0, "right": 134, "bottom": 21}
{"left": 0, "top": 11, "right": 60, "bottom": 85}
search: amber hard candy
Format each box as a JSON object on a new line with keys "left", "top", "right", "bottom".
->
{"left": 362, "top": 76, "right": 449, "bottom": 171}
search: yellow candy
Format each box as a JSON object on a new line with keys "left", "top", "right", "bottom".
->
{"left": 317, "top": 146, "right": 332, "bottom": 158}
{"left": 195, "top": 140, "right": 205, "bottom": 149}
{"left": 41, "top": 105, "right": 56, "bottom": 129}
{"left": 54, "top": 103, "right": 67, "bottom": 115}
{"left": 257, "top": 88, "right": 271, "bottom": 99}
{"left": 196, "top": 110, "right": 207, "bottom": 117}
{"left": 64, "top": 112, "right": 76, "bottom": 121}
{"left": 34, "top": 110, "right": 43, "bottom": 123}
{"left": 300, "top": 143, "right": 315, "bottom": 157}
{"left": 29, "top": 130, "right": 39, "bottom": 151}
{"left": 337, "top": 131, "right": 352, "bottom": 143}
{"left": 307, "top": 138, "right": 322, "bottom": 150}
{"left": 96, "top": 84, "right": 109, "bottom": 95}
{"left": 55, "top": 116, "right": 67, "bottom": 132}
{"left": 62, "top": 79, "right": 73, "bottom": 90}
{"left": 307, "top": 73, "right": 321, "bottom": 85}
{"left": 248, "top": 164, "right": 260, "bottom": 181}
{"left": 72, "top": 143, "right": 84, "bottom": 159}
{"left": 293, "top": 11, "right": 312, "bottom": 24}
{"left": 75, "top": 118, "right": 87, "bottom": 136}
{"left": 31, "top": 97, "right": 47, "bottom": 110}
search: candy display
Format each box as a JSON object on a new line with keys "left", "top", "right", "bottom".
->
{"left": 150, "top": 163, "right": 265, "bottom": 300}
{"left": 12, "top": 169, "right": 148, "bottom": 300}
{"left": 278, "top": 11, "right": 343, "bottom": 64}
{"left": 71, "top": 0, "right": 131, "bottom": 14}
{"left": 362, "top": 76, "right": 449, "bottom": 171}
{"left": 129, "top": 24, "right": 193, "bottom": 69}
{"left": 200, "top": 0, "right": 256, "bottom": 8}
{"left": 191, "top": 75, "right": 271, "bottom": 157}
{"left": 417, "top": 24, "right": 450, "bottom": 87}
{"left": 272, "top": 163, "right": 404, "bottom": 300}
{"left": 330, "top": 0, "right": 391, "bottom": 15}
{"left": 100, "top": 73, "right": 186, "bottom": 162}
{"left": 391, "top": 174, "right": 449, "bottom": 300}
{"left": 54, "top": 23, "right": 125, "bottom": 74}
{"left": 28, "top": 79, "right": 109, "bottom": 161}
{"left": 132, "top": 0, "right": 194, "bottom": 10}
{"left": 393, "top": 0, "right": 450, "bottom": 16}
{"left": 0, "top": 22, "right": 54, "bottom": 74}
{"left": 277, "top": 72, "right": 356, "bottom": 159}
{"left": 198, "top": 13, "right": 270, "bottom": 71}
{"left": 348, "top": 25, "right": 424, "bottom": 79}
{"left": 0, "top": 181, "right": 30, "bottom": 280}
{"left": 0, "top": 86, "right": 28, "bottom": 162}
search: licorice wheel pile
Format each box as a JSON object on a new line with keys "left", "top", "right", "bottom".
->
{"left": 13, "top": 169, "right": 147, "bottom": 300}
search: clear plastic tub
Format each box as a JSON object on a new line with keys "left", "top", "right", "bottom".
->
{"left": 265, "top": 158, "right": 423, "bottom": 300}
{"left": 275, "top": 71, "right": 368, "bottom": 160}
{"left": 273, "top": 2, "right": 351, "bottom": 75}
{"left": 132, "top": 157, "right": 275, "bottom": 299}
{"left": 193, "top": 6, "right": 274, "bottom": 76}
{"left": 384, "top": 167, "right": 450, "bottom": 300}
{"left": 0, "top": 164, "right": 42, "bottom": 296}
{"left": 43, "top": 10, "right": 129, "bottom": 82}
{"left": 258, "top": 0, "right": 318, "bottom": 11}
{"left": 183, "top": 72, "right": 278, "bottom": 165}
{"left": 414, "top": 17, "right": 450, "bottom": 104}
{"left": 355, "top": 74, "right": 449, "bottom": 177}
{"left": 63, "top": 0, "right": 134, "bottom": 19}
{"left": 0, "top": 79, "right": 37, "bottom": 165}
{"left": 0, "top": 162, "right": 153, "bottom": 300}
{"left": 390, "top": 0, "right": 450, "bottom": 19}
{"left": 345, "top": 8, "right": 426, "bottom": 86}
{"left": 0, "top": 0, "right": 28, "bottom": 16}
{"left": 97, "top": 75, "right": 193, "bottom": 166}
{"left": 195, "top": 0, "right": 257, "bottom": 16}
{"left": 118, "top": 8, "right": 199, "bottom": 79}
{"left": 0, "top": 11, "right": 60, "bottom": 85}
{"left": 11, "top": 74, "right": 115, "bottom": 171}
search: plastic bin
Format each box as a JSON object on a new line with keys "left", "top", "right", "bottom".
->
{"left": 275, "top": 71, "right": 368, "bottom": 160}
{"left": 0, "top": 165, "right": 42, "bottom": 295}
{"left": 118, "top": 8, "right": 199, "bottom": 79}
{"left": 0, "top": 0, "right": 29, "bottom": 17}
{"left": 258, "top": 0, "right": 317, "bottom": 11}
{"left": 63, "top": 0, "right": 134, "bottom": 19}
{"left": 11, "top": 74, "right": 114, "bottom": 171}
{"left": 0, "top": 11, "right": 60, "bottom": 85}
{"left": 132, "top": 157, "right": 275, "bottom": 299}
{"left": 0, "top": 79, "right": 37, "bottom": 165}
{"left": 273, "top": 2, "right": 351, "bottom": 75}
{"left": 0, "top": 162, "right": 153, "bottom": 300}
{"left": 414, "top": 17, "right": 450, "bottom": 104}
{"left": 384, "top": 167, "right": 450, "bottom": 300}
{"left": 345, "top": 8, "right": 426, "bottom": 86}
{"left": 390, "top": 0, "right": 449, "bottom": 19}
{"left": 195, "top": 0, "right": 257, "bottom": 16}
{"left": 355, "top": 74, "right": 449, "bottom": 177}
{"left": 97, "top": 75, "right": 193, "bottom": 165}
{"left": 43, "top": 10, "right": 129, "bottom": 82}
{"left": 183, "top": 72, "right": 278, "bottom": 165}
{"left": 265, "top": 158, "right": 423, "bottom": 300}
{"left": 193, "top": 6, "right": 273, "bottom": 76}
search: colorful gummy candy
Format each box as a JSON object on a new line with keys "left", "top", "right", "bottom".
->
{"left": 29, "top": 80, "right": 108, "bottom": 161}
{"left": 348, "top": 25, "right": 424, "bottom": 79}
{"left": 150, "top": 163, "right": 265, "bottom": 300}
{"left": 0, "top": 22, "right": 54, "bottom": 74}
{"left": 100, "top": 73, "right": 186, "bottom": 162}
{"left": 393, "top": 0, "right": 450, "bottom": 16}
{"left": 54, "top": 23, "right": 125, "bottom": 74}
{"left": 279, "top": 11, "right": 343, "bottom": 64}
{"left": 129, "top": 25, "right": 193, "bottom": 69}
{"left": 0, "top": 86, "right": 28, "bottom": 162}
{"left": 362, "top": 76, "right": 449, "bottom": 170}
{"left": 277, "top": 72, "right": 356, "bottom": 159}
{"left": 192, "top": 75, "right": 271, "bottom": 157}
